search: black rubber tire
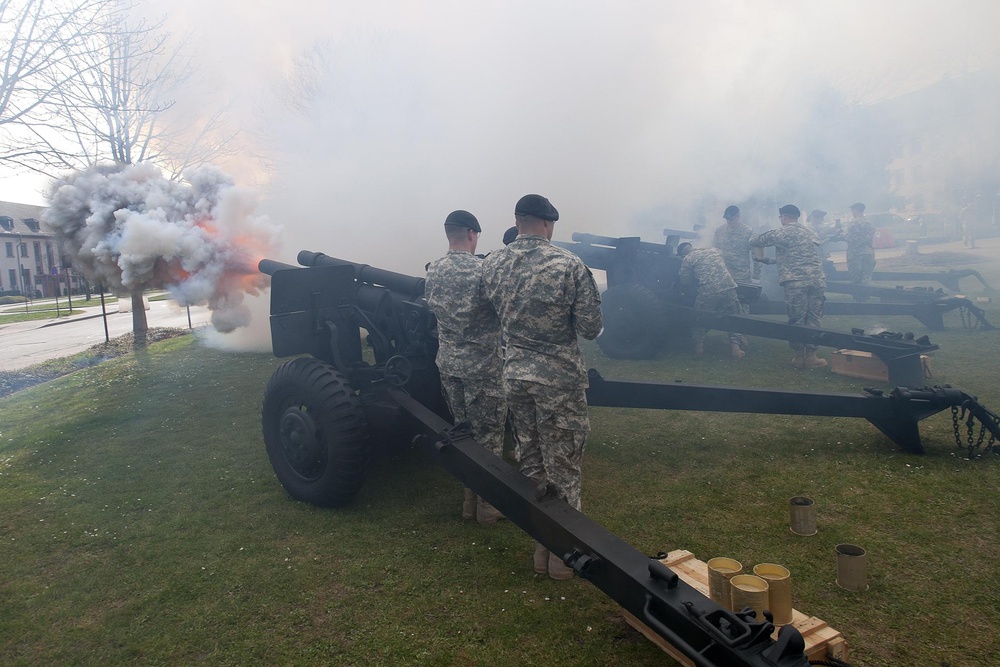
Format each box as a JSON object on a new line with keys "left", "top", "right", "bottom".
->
{"left": 262, "top": 358, "right": 370, "bottom": 507}
{"left": 596, "top": 284, "right": 670, "bottom": 359}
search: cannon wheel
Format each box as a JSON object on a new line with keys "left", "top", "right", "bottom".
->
{"left": 596, "top": 284, "right": 670, "bottom": 359}
{"left": 262, "top": 358, "right": 370, "bottom": 507}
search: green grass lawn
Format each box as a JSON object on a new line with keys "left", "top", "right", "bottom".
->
{"left": 1, "top": 248, "right": 999, "bottom": 666}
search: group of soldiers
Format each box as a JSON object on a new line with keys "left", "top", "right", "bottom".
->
{"left": 677, "top": 202, "right": 876, "bottom": 367}
{"left": 422, "top": 195, "right": 878, "bottom": 577}
{"left": 424, "top": 194, "right": 603, "bottom": 580}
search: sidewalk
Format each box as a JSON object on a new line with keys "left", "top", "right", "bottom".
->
{"left": 0, "top": 298, "right": 212, "bottom": 372}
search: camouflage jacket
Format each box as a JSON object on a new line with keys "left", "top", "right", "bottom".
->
{"left": 749, "top": 223, "right": 826, "bottom": 287}
{"left": 677, "top": 247, "right": 738, "bottom": 296}
{"left": 712, "top": 221, "right": 758, "bottom": 282}
{"left": 425, "top": 250, "right": 502, "bottom": 380}
{"left": 845, "top": 218, "right": 875, "bottom": 260}
{"left": 482, "top": 234, "right": 603, "bottom": 388}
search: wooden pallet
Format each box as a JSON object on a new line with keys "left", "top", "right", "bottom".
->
{"left": 622, "top": 550, "right": 849, "bottom": 666}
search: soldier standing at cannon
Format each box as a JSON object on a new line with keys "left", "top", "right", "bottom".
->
{"left": 750, "top": 204, "right": 828, "bottom": 369}
{"left": 482, "top": 194, "right": 603, "bottom": 580}
{"left": 845, "top": 202, "right": 876, "bottom": 297}
{"left": 806, "top": 209, "right": 836, "bottom": 261}
{"left": 425, "top": 210, "right": 507, "bottom": 525}
{"left": 677, "top": 242, "right": 745, "bottom": 360}
{"left": 712, "top": 205, "right": 759, "bottom": 310}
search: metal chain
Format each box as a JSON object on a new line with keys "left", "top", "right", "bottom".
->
{"left": 950, "top": 403, "right": 999, "bottom": 457}
{"left": 951, "top": 405, "right": 963, "bottom": 450}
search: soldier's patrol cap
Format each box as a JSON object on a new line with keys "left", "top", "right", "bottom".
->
{"left": 502, "top": 226, "right": 519, "bottom": 245}
{"left": 850, "top": 202, "right": 865, "bottom": 212}
{"left": 444, "top": 209, "right": 481, "bottom": 233}
{"left": 723, "top": 205, "right": 740, "bottom": 220}
{"left": 810, "top": 209, "right": 827, "bottom": 219}
{"left": 514, "top": 194, "right": 559, "bottom": 221}
{"left": 778, "top": 204, "right": 801, "bottom": 218}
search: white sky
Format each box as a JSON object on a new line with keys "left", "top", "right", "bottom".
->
{"left": 2, "top": 0, "right": 998, "bottom": 272}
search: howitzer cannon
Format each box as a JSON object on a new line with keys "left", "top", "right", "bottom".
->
{"left": 554, "top": 233, "right": 951, "bottom": 383}
{"left": 258, "top": 250, "right": 1000, "bottom": 665}
{"left": 258, "top": 250, "right": 816, "bottom": 667}
{"left": 756, "top": 260, "right": 994, "bottom": 330}
{"left": 822, "top": 262, "right": 994, "bottom": 294}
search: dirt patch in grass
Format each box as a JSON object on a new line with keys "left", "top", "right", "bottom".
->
{"left": 0, "top": 327, "right": 191, "bottom": 398}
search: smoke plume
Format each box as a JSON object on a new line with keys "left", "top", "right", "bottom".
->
{"left": 43, "top": 163, "right": 281, "bottom": 333}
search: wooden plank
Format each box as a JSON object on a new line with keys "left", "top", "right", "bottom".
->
{"left": 623, "top": 550, "right": 849, "bottom": 666}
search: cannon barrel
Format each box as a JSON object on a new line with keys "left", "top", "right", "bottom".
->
{"left": 296, "top": 250, "right": 426, "bottom": 301}
{"left": 570, "top": 232, "right": 673, "bottom": 255}
{"left": 258, "top": 258, "right": 298, "bottom": 276}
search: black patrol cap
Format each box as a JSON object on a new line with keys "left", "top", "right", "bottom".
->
{"left": 723, "top": 205, "right": 740, "bottom": 220}
{"left": 850, "top": 202, "right": 865, "bottom": 212}
{"left": 778, "top": 204, "right": 801, "bottom": 218}
{"left": 444, "top": 209, "right": 481, "bottom": 233}
{"left": 502, "top": 226, "right": 519, "bottom": 245}
{"left": 810, "top": 209, "right": 827, "bottom": 219}
{"left": 514, "top": 194, "right": 559, "bottom": 221}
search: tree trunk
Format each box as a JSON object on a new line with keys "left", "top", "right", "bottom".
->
{"left": 131, "top": 291, "right": 148, "bottom": 348}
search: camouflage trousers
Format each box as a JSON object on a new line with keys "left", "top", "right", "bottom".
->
{"left": 440, "top": 375, "right": 507, "bottom": 457}
{"left": 505, "top": 379, "right": 589, "bottom": 510}
{"left": 783, "top": 282, "right": 826, "bottom": 351}
{"left": 847, "top": 254, "right": 875, "bottom": 285}
{"left": 692, "top": 289, "right": 742, "bottom": 345}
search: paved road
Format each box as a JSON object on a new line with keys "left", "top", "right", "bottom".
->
{"left": 0, "top": 300, "right": 212, "bottom": 372}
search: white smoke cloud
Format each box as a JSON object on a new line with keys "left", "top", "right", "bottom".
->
{"left": 43, "top": 163, "right": 282, "bottom": 333}
{"left": 14, "top": 1, "right": 999, "bottom": 274}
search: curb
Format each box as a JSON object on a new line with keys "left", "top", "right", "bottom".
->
{"left": 40, "top": 313, "right": 108, "bottom": 328}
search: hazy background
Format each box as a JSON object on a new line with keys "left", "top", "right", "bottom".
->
{"left": 3, "top": 0, "right": 998, "bottom": 275}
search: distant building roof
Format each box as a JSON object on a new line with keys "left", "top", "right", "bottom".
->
{"left": 0, "top": 200, "right": 51, "bottom": 236}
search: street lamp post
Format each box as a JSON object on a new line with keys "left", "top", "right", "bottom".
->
{"left": 15, "top": 233, "right": 27, "bottom": 313}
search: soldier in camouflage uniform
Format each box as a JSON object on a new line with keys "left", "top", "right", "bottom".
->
{"left": 677, "top": 243, "right": 744, "bottom": 359}
{"left": 845, "top": 202, "right": 876, "bottom": 299}
{"left": 482, "top": 194, "right": 603, "bottom": 580}
{"left": 713, "top": 205, "right": 759, "bottom": 318}
{"left": 749, "top": 204, "right": 828, "bottom": 369}
{"left": 806, "top": 209, "right": 837, "bottom": 262}
{"left": 425, "top": 210, "right": 507, "bottom": 525}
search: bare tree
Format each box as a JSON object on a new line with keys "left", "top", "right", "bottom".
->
{"left": 0, "top": 0, "right": 113, "bottom": 169}
{"left": 5, "top": 2, "right": 238, "bottom": 179}
{"left": 3, "top": 1, "right": 239, "bottom": 343}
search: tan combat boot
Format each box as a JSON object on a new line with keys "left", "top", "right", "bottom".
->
{"left": 476, "top": 498, "right": 506, "bottom": 525}
{"left": 803, "top": 350, "right": 828, "bottom": 368}
{"left": 730, "top": 342, "right": 745, "bottom": 359}
{"left": 533, "top": 543, "right": 550, "bottom": 575}
{"left": 462, "top": 488, "right": 478, "bottom": 520}
{"left": 548, "top": 552, "right": 574, "bottom": 581}
{"left": 791, "top": 349, "right": 806, "bottom": 368}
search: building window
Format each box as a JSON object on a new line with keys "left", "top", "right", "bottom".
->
{"left": 4, "top": 242, "right": 12, "bottom": 257}
{"left": 19, "top": 243, "right": 27, "bottom": 257}
{"left": 8, "top": 269, "right": 17, "bottom": 290}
